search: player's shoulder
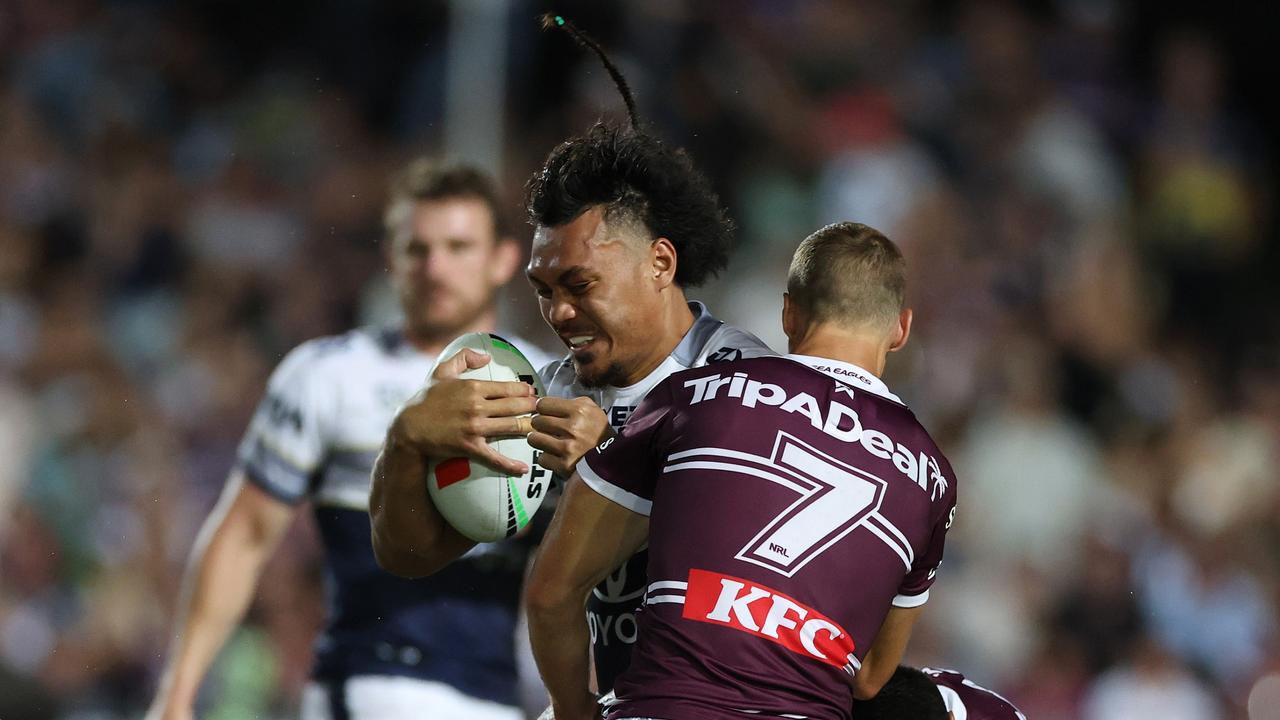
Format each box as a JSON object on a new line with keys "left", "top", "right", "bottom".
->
{"left": 922, "top": 666, "right": 966, "bottom": 684}
{"left": 698, "top": 324, "right": 774, "bottom": 365}
{"left": 922, "top": 667, "right": 1025, "bottom": 718}
{"left": 270, "top": 327, "right": 393, "bottom": 382}
{"left": 539, "top": 355, "right": 576, "bottom": 395}
{"left": 681, "top": 302, "right": 775, "bottom": 367}
{"left": 656, "top": 355, "right": 791, "bottom": 397}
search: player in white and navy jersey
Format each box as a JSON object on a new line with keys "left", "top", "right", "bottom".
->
{"left": 369, "top": 66, "right": 772, "bottom": 704}
{"left": 147, "top": 162, "right": 551, "bottom": 720}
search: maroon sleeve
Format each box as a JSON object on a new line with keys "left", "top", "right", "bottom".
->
{"left": 894, "top": 459, "right": 957, "bottom": 607}
{"left": 575, "top": 378, "right": 676, "bottom": 516}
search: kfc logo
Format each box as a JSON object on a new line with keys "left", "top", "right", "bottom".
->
{"left": 681, "top": 569, "right": 858, "bottom": 674}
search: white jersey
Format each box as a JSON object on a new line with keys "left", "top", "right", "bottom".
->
{"left": 238, "top": 328, "right": 432, "bottom": 508}
{"left": 234, "top": 326, "right": 554, "bottom": 710}
{"left": 538, "top": 301, "right": 774, "bottom": 693}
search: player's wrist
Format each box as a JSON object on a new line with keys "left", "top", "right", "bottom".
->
{"left": 150, "top": 685, "right": 194, "bottom": 717}
{"left": 166, "top": 664, "right": 204, "bottom": 699}
{"left": 551, "top": 691, "right": 599, "bottom": 720}
{"left": 388, "top": 411, "right": 436, "bottom": 454}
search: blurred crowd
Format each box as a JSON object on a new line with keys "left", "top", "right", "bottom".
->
{"left": 1, "top": 1, "right": 1276, "bottom": 718}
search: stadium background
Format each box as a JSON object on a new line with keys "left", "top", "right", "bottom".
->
{"left": 1, "top": 0, "right": 1277, "bottom": 717}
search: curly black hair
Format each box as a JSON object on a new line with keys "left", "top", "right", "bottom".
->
{"left": 850, "top": 666, "right": 948, "bottom": 720}
{"left": 525, "top": 16, "right": 734, "bottom": 288}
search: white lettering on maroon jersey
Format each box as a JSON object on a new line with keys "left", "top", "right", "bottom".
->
{"left": 683, "top": 371, "right": 948, "bottom": 499}
{"left": 681, "top": 569, "right": 859, "bottom": 673}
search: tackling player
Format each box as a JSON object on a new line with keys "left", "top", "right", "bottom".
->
{"left": 525, "top": 222, "right": 958, "bottom": 720}
{"left": 146, "top": 162, "right": 551, "bottom": 720}
{"left": 368, "top": 15, "right": 771, "bottom": 698}
{"left": 852, "top": 666, "right": 1027, "bottom": 720}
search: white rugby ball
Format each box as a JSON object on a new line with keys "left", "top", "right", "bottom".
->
{"left": 426, "top": 332, "right": 550, "bottom": 542}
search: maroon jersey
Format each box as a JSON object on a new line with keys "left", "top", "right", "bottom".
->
{"left": 577, "top": 355, "right": 958, "bottom": 720}
{"left": 923, "top": 668, "right": 1026, "bottom": 720}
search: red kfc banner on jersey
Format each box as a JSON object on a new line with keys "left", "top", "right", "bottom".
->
{"left": 682, "top": 569, "right": 857, "bottom": 671}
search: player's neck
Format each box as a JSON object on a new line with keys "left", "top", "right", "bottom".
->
{"left": 790, "top": 326, "right": 889, "bottom": 378}
{"left": 618, "top": 297, "right": 696, "bottom": 387}
{"left": 403, "top": 307, "right": 500, "bottom": 357}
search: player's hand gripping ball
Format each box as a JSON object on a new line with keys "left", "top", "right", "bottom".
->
{"left": 425, "top": 333, "right": 550, "bottom": 542}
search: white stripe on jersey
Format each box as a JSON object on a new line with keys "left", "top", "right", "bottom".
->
{"left": 647, "top": 580, "right": 688, "bottom": 592}
{"left": 660, "top": 444, "right": 915, "bottom": 574}
{"left": 663, "top": 460, "right": 812, "bottom": 495}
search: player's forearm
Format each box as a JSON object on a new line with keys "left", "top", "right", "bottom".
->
{"left": 156, "top": 505, "right": 277, "bottom": 704}
{"left": 369, "top": 437, "right": 474, "bottom": 577}
{"left": 526, "top": 592, "right": 597, "bottom": 720}
{"left": 850, "top": 656, "right": 895, "bottom": 700}
{"left": 851, "top": 604, "right": 925, "bottom": 699}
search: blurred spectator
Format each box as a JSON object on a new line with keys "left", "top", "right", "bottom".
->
{"left": 1051, "top": 535, "right": 1144, "bottom": 675}
{"left": 956, "top": 335, "right": 1109, "bottom": 574}
{"left": 1134, "top": 530, "right": 1275, "bottom": 691}
{"left": 1082, "top": 636, "right": 1223, "bottom": 720}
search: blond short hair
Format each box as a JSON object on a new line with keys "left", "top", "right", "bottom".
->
{"left": 787, "top": 222, "right": 905, "bottom": 331}
{"left": 383, "top": 160, "right": 508, "bottom": 242}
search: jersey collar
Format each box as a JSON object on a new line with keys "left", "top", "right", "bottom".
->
{"left": 784, "top": 353, "right": 902, "bottom": 403}
{"left": 670, "top": 301, "right": 721, "bottom": 367}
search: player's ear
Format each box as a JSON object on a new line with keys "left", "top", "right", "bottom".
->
{"left": 782, "top": 293, "right": 798, "bottom": 340}
{"left": 651, "top": 237, "right": 678, "bottom": 289}
{"left": 489, "top": 236, "right": 522, "bottom": 286}
{"left": 782, "top": 293, "right": 809, "bottom": 353}
{"left": 888, "top": 308, "right": 912, "bottom": 353}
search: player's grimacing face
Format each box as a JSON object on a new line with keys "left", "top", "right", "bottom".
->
{"left": 387, "top": 197, "right": 516, "bottom": 337}
{"left": 526, "top": 207, "right": 660, "bottom": 388}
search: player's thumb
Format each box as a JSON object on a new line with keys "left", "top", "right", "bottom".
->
{"left": 433, "top": 348, "right": 492, "bottom": 380}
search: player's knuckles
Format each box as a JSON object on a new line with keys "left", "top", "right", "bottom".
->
{"left": 462, "top": 393, "right": 488, "bottom": 418}
{"left": 570, "top": 398, "right": 597, "bottom": 416}
{"left": 566, "top": 417, "right": 599, "bottom": 443}
{"left": 461, "top": 416, "right": 486, "bottom": 436}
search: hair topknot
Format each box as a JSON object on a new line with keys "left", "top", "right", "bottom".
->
{"left": 525, "top": 122, "right": 734, "bottom": 288}
{"left": 539, "top": 13, "right": 639, "bottom": 131}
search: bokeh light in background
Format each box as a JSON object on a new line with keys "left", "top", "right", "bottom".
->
{"left": 1, "top": 0, "right": 1276, "bottom": 718}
